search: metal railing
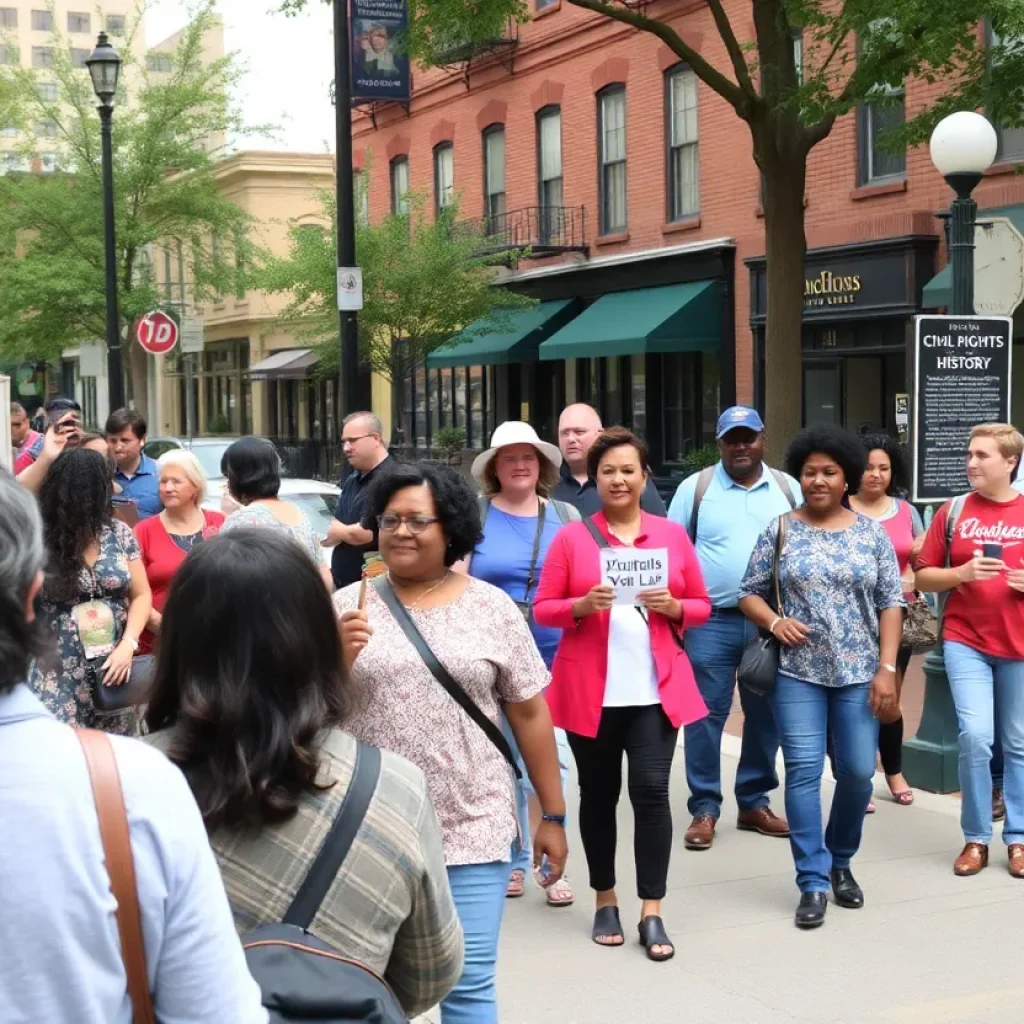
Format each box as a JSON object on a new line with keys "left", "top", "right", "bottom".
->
{"left": 467, "top": 205, "right": 588, "bottom": 258}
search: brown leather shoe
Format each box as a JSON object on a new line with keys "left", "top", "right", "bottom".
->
{"left": 684, "top": 815, "right": 716, "bottom": 850}
{"left": 737, "top": 806, "right": 790, "bottom": 838}
{"left": 953, "top": 842, "right": 989, "bottom": 876}
{"left": 1008, "top": 844, "right": 1024, "bottom": 879}
{"left": 993, "top": 789, "right": 1006, "bottom": 822}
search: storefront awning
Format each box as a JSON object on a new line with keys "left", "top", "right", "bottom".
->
{"left": 922, "top": 203, "right": 1024, "bottom": 309}
{"left": 426, "top": 299, "right": 581, "bottom": 368}
{"left": 245, "top": 348, "right": 318, "bottom": 381}
{"left": 538, "top": 280, "right": 721, "bottom": 361}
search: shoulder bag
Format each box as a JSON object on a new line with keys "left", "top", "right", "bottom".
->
{"left": 76, "top": 729, "right": 157, "bottom": 1024}
{"left": 736, "top": 513, "right": 789, "bottom": 698}
{"left": 373, "top": 575, "right": 522, "bottom": 779}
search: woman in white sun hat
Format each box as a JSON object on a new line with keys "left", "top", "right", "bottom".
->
{"left": 457, "top": 421, "right": 580, "bottom": 907}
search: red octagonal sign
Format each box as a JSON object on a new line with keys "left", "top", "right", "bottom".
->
{"left": 135, "top": 310, "right": 179, "bottom": 355}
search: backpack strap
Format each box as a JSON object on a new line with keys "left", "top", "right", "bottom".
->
{"left": 76, "top": 730, "right": 156, "bottom": 1024}
{"left": 945, "top": 493, "right": 968, "bottom": 565}
{"left": 551, "top": 498, "right": 581, "bottom": 524}
{"left": 283, "top": 742, "right": 382, "bottom": 929}
{"left": 583, "top": 516, "right": 610, "bottom": 549}
{"left": 373, "top": 576, "right": 521, "bottom": 779}
{"left": 768, "top": 467, "right": 797, "bottom": 509}
{"left": 687, "top": 466, "right": 716, "bottom": 543}
{"left": 476, "top": 495, "right": 491, "bottom": 528}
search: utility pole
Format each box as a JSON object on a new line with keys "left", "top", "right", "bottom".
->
{"left": 333, "top": 0, "right": 366, "bottom": 417}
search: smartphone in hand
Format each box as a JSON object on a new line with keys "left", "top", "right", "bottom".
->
{"left": 983, "top": 543, "right": 1004, "bottom": 560}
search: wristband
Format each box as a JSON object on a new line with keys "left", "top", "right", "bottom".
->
{"left": 541, "top": 813, "right": 567, "bottom": 826}
{"left": 768, "top": 617, "right": 781, "bottom": 636}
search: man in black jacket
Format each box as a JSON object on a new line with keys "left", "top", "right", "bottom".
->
{"left": 550, "top": 403, "right": 667, "bottom": 516}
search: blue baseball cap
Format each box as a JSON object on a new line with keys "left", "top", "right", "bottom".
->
{"left": 715, "top": 406, "right": 765, "bottom": 439}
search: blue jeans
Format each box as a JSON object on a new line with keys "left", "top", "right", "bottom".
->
{"left": 772, "top": 675, "right": 878, "bottom": 893}
{"left": 441, "top": 861, "right": 512, "bottom": 1024}
{"left": 683, "top": 609, "right": 780, "bottom": 818}
{"left": 943, "top": 641, "right": 1024, "bottom": 845}
{"left": 502, "top": 717, "right": 571, "bottom": 874}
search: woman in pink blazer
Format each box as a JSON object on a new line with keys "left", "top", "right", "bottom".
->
{"left": 534, "top": 427, "right": 710, "bottom": 962}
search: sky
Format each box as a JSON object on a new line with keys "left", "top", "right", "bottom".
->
{"left": 145, "top": 0, "right": 338, "bottom": 153}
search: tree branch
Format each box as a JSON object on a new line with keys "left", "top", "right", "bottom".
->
{"left": 566, "top": 0, "right": 749, "bottom": 115}
{"left": 704, "top": 0, "right": 757, "bottom": 100}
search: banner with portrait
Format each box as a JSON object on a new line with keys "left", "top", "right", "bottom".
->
{"left": 351, "top": 0, "right": 411, "bottom": 103}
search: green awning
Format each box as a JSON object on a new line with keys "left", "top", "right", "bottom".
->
{"left": 922, "top": 203, "right": 1024, "bottom": 310}
{"left": 426, "top": 299, "right": 580, "bottom": 368}
{"left": 537, "top": 280, "right": 722, "bottom": 361}
{"left": 922, "top": 265, "right": 951, "bottom": 309}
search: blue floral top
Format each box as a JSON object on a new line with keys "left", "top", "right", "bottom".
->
{"left": 739, "top": 514, "right": 904, "bottom": 688}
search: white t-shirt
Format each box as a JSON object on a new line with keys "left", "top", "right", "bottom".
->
{"left": 604, "top": 604, "right": 661, "bottom": 707}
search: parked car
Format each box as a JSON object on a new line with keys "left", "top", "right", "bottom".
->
{"left": 143, "top": 436, "right": 250, "bottom": 481}
{"left": 204, "top": 477, "right": 340, "bottom": 568}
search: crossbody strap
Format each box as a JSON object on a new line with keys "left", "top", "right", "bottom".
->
{"left": 373, "top": 577, "right": 521, "bottom": 779}
{"left": 76, "top": 729, "right": 156, "bottom": 1024}
{"left": 283, "top": 741, "right": 382, "bottom": 929}
{"left": 772, "top": 513, "right": 789, "bottom": 617}
{"left": 583, "top": 516, "right": 609, "bottom": 549}
{"left": 522, "top": 501, "right": 548, "bottom": 604}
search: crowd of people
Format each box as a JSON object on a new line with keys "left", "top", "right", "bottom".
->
{"left": 4, "top": 391, "right": 1024, "bottom": 1020}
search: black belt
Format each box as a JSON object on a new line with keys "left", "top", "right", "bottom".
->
{"left": 712, "top": 605, "right": 744, "bottom": 615}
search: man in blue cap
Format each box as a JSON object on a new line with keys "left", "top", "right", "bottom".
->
{"left": 668, "top": 406, "right": 799, "bottom": 851}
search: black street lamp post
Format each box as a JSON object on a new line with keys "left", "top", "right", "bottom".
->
{"left": 903, "top": 112, "right": 998, "bottom": 793}
{"left": 85, "top": 32, "right": 124, "bottom": 412}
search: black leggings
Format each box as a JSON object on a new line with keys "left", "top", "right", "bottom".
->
{"left": 878, "top": 646, "right": 913, "bottom": 776}
{"left": 566, "top": 704, "right": 678, "bottom": 901}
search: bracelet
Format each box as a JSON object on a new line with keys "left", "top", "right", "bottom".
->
{"left": 768, "top": 617, "right": 782, "bottom": 636}
{"left": 541, "top": 813, "right": 567, "bottom": 826}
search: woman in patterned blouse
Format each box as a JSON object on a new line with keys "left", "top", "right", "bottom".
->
{"left": 337, "top": 461, "right": 567, "bottom": 1024}
{"left": 739, "top": 426, "right": 904, "bottom": 931}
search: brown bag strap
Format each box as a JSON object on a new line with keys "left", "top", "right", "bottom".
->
{"left": 76, "top": 729, "right": 157, "bottom": 1024}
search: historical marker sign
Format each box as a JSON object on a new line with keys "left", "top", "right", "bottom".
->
{"left": 912, "top": 315, "right": 1013, "bottom": 503}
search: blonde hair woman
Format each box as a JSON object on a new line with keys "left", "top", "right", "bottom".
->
{"left": 134, "top": 450, "right": 224, "bottom": 655}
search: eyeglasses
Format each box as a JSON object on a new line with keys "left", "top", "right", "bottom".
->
{"left": 341, "top": 433, "right": 375, "bottom": 448}
{"left": 377, "top": 513, "right": 439, "bottom": 535}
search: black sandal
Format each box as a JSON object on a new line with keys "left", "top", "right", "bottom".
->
{"left": 591, "top": 906, "right": 624, "bottom": 947}
{"left": 638, "top": 915, "right": 675, "bottom": 962}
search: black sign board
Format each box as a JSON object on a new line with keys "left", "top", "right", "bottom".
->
{"left": 912, "top": 315, "right": 1013, "bottom": 503}
{"left": 351, "top": 0, "right": 411, "bottom": 103}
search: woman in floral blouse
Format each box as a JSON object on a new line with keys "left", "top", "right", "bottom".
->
{"left": 28, "top": 448, "right": 151, "bottom": 734}
{"left": 336, "top": 461, "right": 566, "bottom": 1024}
{"left": 739, "top": 426, "right": 903, "bottom": 930}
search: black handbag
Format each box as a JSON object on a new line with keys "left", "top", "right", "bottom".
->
{"left": 91, "top": 654, "right": 155, "bottom": 715}
{"left": 737, "top": 514, "right": 789, "bottom": 698}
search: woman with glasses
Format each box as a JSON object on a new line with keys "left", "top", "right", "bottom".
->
{"left": 335, "top": 461, "right": 566, "bottom": 1024}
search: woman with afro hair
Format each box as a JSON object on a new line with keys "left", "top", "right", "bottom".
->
{"left": 739, "top": 425, "right": 904, "bottom": 929}
{"left": 28, "top": 447, "right": 151, "bottom": 733}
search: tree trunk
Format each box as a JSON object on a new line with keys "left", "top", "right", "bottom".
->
{"left": 761, "top": 155, "right": 807, "bottom": 463}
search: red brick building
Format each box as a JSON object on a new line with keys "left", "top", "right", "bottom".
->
{"left": 352, "top": 2, "right": 1024, "bottom": 475}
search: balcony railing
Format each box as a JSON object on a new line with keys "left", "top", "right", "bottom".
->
{"left": 467, "top": 205, "right": 588, "bottom": 259}
{"left": 432, "top": 19, "right": 519, "bottom": 68}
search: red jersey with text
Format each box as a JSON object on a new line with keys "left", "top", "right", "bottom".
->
{"left": 917, "top": 492, "right": 1024, "bottom": 659}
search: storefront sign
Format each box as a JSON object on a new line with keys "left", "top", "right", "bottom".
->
{"left": 351, "top": 0, "right": 411, "bottom": 103}
{"left": 803, "top": 270, "right": 862, "bottom": 308}
{"left": 912, "top": 315, "right": 1013, "bottom": 502}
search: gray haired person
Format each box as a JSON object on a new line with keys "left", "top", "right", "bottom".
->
{"left": 0, "top": 469, "right": 267, "bottom": 1022}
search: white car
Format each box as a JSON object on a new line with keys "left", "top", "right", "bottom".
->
{"left": 203, "top": 477, "right": 340, "bottom": 567}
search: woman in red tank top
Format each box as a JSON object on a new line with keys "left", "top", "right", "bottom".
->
{"left": 850, "top": 436, "right": 924, "bottom": 808}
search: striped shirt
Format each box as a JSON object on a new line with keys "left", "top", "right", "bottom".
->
{"left": 146, "top": 728, "right": 464, "bottom": 1019}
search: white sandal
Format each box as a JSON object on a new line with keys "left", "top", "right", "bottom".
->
{"left": 545, "top": 875, "right": 575, "bottom": 907}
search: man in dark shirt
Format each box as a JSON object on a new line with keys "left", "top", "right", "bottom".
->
{"left": 550, "top": 402, "right": 667, "bottom": 516}
{"left": 324, "top": 412, "right": 393, "bottom": 589}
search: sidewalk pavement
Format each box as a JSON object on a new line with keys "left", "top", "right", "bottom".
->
{"left": 492, "top": 730, "right": 1022, "bottom": 1024}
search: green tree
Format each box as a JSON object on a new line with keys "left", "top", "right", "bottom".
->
{"left": 283, "top": 0, "right": 1024, "bottom": 447}
{"left": 0, "top": 3, "right": 267, "bottom": 412}
{"left": 256, "top": 188, "right": 532, "bottom": 443}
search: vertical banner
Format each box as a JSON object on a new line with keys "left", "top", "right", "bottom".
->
{"left": 911, "top": 315, "right": 1013, "bottom": 503}
{"left": 351, "top": 0, "right": 411, "bottom": 103}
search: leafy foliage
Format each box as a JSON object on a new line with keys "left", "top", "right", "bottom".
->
{"left": 0, "top": 2, "right": 268, "bottom": 369}
{"left": 255, "top": 188, "right": 533, "bottom": 386}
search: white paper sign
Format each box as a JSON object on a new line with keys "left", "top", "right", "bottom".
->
{"left": 600, "top": 547, "right": 669, "bottom": 605}
{"left": 337, "top": 267, "right": 363, "bottom": 311}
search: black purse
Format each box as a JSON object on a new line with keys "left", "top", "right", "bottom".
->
{"left": 91, "top": 654, "right": 155, "bottom": 716}
{"left": 737, "top": 514, "right": 789, "bottom": 698}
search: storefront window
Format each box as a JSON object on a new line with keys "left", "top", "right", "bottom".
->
{"left": 604, "top": 357, "right": 623, "bottom": 426}
{"left": 438, "top": 367, "right": 454, "bottom": 428}
{"left": 414, "top": 364, "right": 428, "bottom": 448}
{"left": 661, "top": 352, "right": 699, "bottom": 464}
{"left": 631, "top": 354, "right": 646, "bottom": 438}
{"left": 454, "top": 367, "right": 468, "bottom": 434}
{"left": 700, "top": 351, "right": 720, "bottom": 440}
{"left": 470, "top": 366, "right": 484, "bottom": 446}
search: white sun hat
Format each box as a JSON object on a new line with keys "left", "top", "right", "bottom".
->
{"left": 470, "top": 421, "right": 563, "bottom": 482}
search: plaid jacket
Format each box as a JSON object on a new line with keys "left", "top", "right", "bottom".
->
{"left": 148, "top": 728, "right": 463, "bottom": 1018}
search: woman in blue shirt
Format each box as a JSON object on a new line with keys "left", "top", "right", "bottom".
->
{"left": 461, "top": 421, "right": 579, "bottom": 907}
